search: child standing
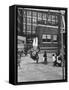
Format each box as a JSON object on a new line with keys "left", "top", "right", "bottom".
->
{"left": 52, "top": 54, "right": 57, "bottom": 66}
{"left": 43, "top": 51, "right": 47, "bottom": 64}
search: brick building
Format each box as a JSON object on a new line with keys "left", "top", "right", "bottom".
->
{"left": 17, "top": 8, "right": 65, "bottom": 54}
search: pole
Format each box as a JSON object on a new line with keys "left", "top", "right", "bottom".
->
{"left": 61, "top": 32, "right": 65, "bottom": 80}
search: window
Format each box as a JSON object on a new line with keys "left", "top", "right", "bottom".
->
{"left": 46, "top": 35, "right": 51, "bottom": 42}
{"left": 43, "top": 13, "right": 47, "bottom": 24}
{"left": 48, "top": 15, "right": 52, "bottom": 22}
{"left": 27, "top": 11, "right": 31, "bottom": 16}
{"left": 18, "top": 9, "right": 23, "bottom": 16}
{"left": 52, "top": 15, "right": 56, "bottom": 25}
{"left": 55, "top": 16, "right": 58, "bottom": 24}
{"left": 53, "top": 35, "right": 57, "bottom": 41}
{"left": 42, "top": 34, "right": 51, "bottom": 42}
{"left": 27, "top": 25, "right": 31, "bottom": 34}
{"left": 47, "top": 35, "right": 51, "bottom": 39}
{"left": 32, "top": 30, "right": 36, "bottom": 34}
{"left": 32, "top": 18, "right": 37, "bottom": 24}
{"left": 23, "top": 23, "right": 26, "bottom": 33}
{"left": 27, "top": 25, "right": 31, "bottom": 31}
{"left": 23, "top": 17, "right": 26, "bottom": 23}
{"left": 42, "top": 34, "right": 46, "bottom": 42}
{"left": 32, "top": 25, "right": 36, "bottom": 31}
{"left": 27, "top": 17, "right": 31, "bottom": 24}
{"left": 27, "top": 24, "right": 31, "bottom": 34}
{"left": 38, "top": 12, "right": 42, "bottom": 20}
{"left": 23, "top": 23, "right": 26, "bottom": 30}
{"left": 43, "top": 13, "right": 46, "bottom": 20}
{"left": 23, "top": 10, "right": 26, "bottom": 16}
{"left": 32, "top": 12, "right": 37, "bottom": 17}
{"left": 42, "top": 34, "right": 46, "bottom": 39}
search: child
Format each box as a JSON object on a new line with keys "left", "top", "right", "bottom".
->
{"left": 43, "top": 51, "right": 47, "bottom": 64}
{"left": 52, "top": 54, "right": 57, "bottom": 66}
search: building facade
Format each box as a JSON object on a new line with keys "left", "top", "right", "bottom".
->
{"left": 17, "top": 8, "right": 65, "bottom": 54}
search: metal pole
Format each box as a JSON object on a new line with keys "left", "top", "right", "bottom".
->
{"left": 61, "top": 32, "right": 65, "bottom": 80}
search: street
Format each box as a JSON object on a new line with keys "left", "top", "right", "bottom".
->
{"left": 18, "top": 54, "right": 63, "bottom": 82}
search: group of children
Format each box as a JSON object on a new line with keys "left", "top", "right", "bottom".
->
{"left": 52, "top": 53, "right": 62, "bottom": 67}
{"left": 43, "top": 51, "right": 62, "bottom": 67}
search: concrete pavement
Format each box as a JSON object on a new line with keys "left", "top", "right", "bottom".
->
{"left": 18, "top": 54, "right": 63, "bottom": 82}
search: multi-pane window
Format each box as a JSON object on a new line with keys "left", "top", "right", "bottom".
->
{"left": 32, "top": 18, "right": 37, "bottom": 24}
{"left": 42, "top": 34, "right": 47, "bottom": 42}
{"left": 32, "top": 12, "right": 37, "bottom": 17}
{"left": 42, "top": 34, "right": 51, "bottom": 42}
{"left": 42, "top": 34, "right": 46, "bottom": 39}
{"left": 32, "top": 11, "right": 37, "bottom": 24}
{"left": 42, "top": 34, "right": 58, "bottom": 42}
{"left": 55, "top": 16, "right": 58, "bottom": 24}
{"left": 23, "top": 10, "right": 26, "bottom": 16}
{"left": 38, "top": 12, "right": 42, "bottom": 21}
{"left": 27, "top": 17, "right": 31, "bottom": 24}
{"left": 27, "top": 11, "right": 31, "bottom": 16}
{"left": 46, "top": 35, "right": 51, "bottom": 42}
{"left": 48, "top": 15, "right": 52, "bottom": 22}
{"left": 51, "top": 15, "right": 56, "bottom": 25}
{"left": 27, "top": 25, "right": 31, "bottom": 30}
{"left": 27, "top": 25, "right": 31, "bottom": 34}
{"left": 47, "top": 35, "right": 51, "bottom": 39}
{"left": 32, "top": 24, "right": 37, "bottom": 34}
{"left": 23, "top": 17, "right": 26, "bottom": 23}
{"left": 32, "top": 25, "right": 36, "bottom": 31}
{"left": 18, "top": 8, "right": 59, "bottom": 35}
{"left": 43, "top": 13, "right": 47, "bottom": 24}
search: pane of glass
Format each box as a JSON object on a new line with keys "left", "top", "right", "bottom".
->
{"left": 47, "top": 35, "right": 51, "bottom": 39}
{"left": 53, "top": 35, "right": 57, "bottom": 40}
{"left": 42, "top": 34, "right": 46, "bottom": 39}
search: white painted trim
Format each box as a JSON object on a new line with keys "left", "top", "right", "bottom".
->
{"left": 38, "top": 24, "right": 58, "bottom": 28}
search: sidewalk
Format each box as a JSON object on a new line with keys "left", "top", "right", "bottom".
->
{"left": 18, "top": 54, "right": 63, "bottom": 82}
